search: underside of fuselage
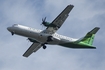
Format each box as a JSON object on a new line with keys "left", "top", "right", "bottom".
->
{"left": 7, "top": 25, "right": 66, "bottom": 45}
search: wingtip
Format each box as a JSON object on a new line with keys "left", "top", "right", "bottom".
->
{"left": 68, "top": 4, "right": 74, "bottom": 7}
{"left": 23, "top": 55, "right": 28, "bottom": 58}
{"left": 95, "top": 27, "right": 100, "bottom": 30}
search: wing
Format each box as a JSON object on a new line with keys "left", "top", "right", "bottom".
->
{"left": 23, "top": 43, "right": 42, "bottom": 57}
{"left": 44, "top": 5, "right": 74, "bottom": 34}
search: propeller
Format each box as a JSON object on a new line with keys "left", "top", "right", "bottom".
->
{"left": 41, "top": 17, "right": 46, "bottom": 25}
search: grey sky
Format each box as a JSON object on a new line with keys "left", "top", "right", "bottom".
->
{"left": 0, "top": 0, "right": 105, "bottom": 70}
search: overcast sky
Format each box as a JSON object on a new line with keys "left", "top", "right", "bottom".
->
{"left": 0, "top": 0, "right": 105, "bottom": 70}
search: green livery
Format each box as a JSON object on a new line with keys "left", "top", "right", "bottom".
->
{"left": 59, "top": 27, "right": 100, "bottom": 49}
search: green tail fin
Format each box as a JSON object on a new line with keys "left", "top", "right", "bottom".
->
{"left": 78, "top": 27, "right": 100, "bottom": 46}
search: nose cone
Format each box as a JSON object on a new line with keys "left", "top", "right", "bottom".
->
{"left": 7, "top": 27, "right": 12, "bottom": 32}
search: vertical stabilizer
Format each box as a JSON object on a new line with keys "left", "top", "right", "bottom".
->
{"left": 78, "top": 27, "right": 100, "bottom": 46}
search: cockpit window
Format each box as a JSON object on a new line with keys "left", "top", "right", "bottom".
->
{"left": 12, "top": 24, "right": 18, "bottom": 27}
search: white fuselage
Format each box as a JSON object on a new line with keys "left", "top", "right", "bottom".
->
{"left": 7, "top": 24, "right": 78, "bottom": 45}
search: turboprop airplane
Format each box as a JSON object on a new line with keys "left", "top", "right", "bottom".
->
{"left": 7, "top": 5, "right": 100, "bottom": 57}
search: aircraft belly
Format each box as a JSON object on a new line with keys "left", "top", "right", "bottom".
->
{"left": 35, "top": 35, "right": 60, "bottom": 44}
{"left": 36, "top": 36, "right": 47, "bottom": 43}
{"left": 48, "top": 39, "right": 60, "bottom": 44}
{"left": 14, "top": 27, "right": 39, "bottom": 39}
{"left": 13, "top": 27, "right": 61, "bottom": 45}
{"left": 14, "top": 27, "right": 47, "bottom": 43}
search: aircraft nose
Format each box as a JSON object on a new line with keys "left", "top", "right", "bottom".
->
{"left": 7, "top": 27, "right": 12, "bottom": 32}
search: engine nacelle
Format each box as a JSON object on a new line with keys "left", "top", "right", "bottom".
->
{"left": 28, "top": 38, "right": 39, "bottom": 43}
{"left": 42, "top": 22, "right": 50, "bottom": 27}
{"left": 47, "top": 36, "right": 54, "bottom": 42}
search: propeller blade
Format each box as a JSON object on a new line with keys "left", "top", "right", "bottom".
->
{"left": 44, "top": 17, "right": 46, "bottom": 21}
{"left": 41, "top": 17, "right": 47, "bottom": 27}
{"left": 42, "top": 17, "right": 46, "bottom": 22}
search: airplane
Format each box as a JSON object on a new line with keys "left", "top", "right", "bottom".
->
{"left": 7, "top": 5, "right": 100, "bottom": 57}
